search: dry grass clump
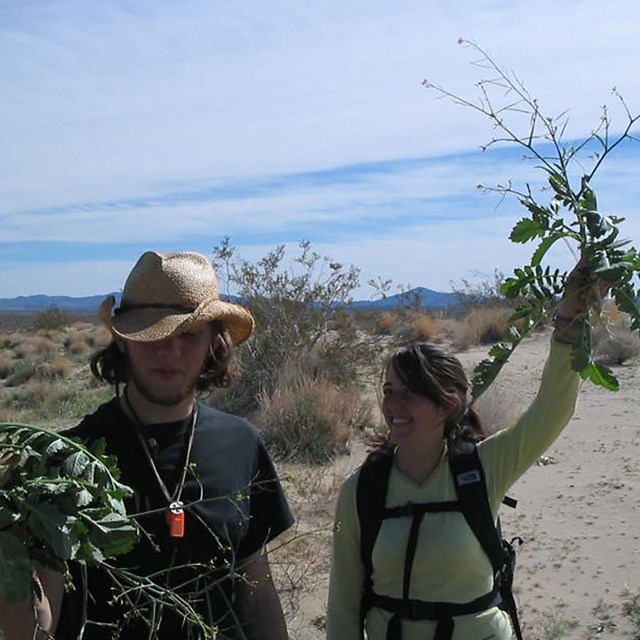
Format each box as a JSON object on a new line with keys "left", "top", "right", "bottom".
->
{"left": 3, "top": 377, "right": 111, "bottom": 427}
{"left": 13, "top": 340, "right": 38, "bottom": 360}
{"left": 65, "top": 323, "right": 109, "bottom": 351}
{"left": 65, "top": 334, "right": 91, "bottom": 356}
{"left": 408, "top": 312, "right": 439, "bottom": 342}
{"left": 375, "top": 311, "right": 399, "bottom": 334}
{"left": 449, "top": 306, "right": 511, "bottom": 350}
{"left": 0, "top": 333, "right": 16, "bottom": 349}
{"left": 37, "top": 359, "right": 73, "bottom": 380}
{"left": 0, "top": 405, "right": 22, "bottom": 422}
{"left": 257, "top": 369, "right": 373, "bottom": 463}
{"left": 0, "top": 353, "right": 15, "bottom": 378}
{"left": 593, "top": 306, "right": 640, "bottom": 365}
{"left": 35, "top": 328, "right": 65, "bottom": 342}
{"left": 5, "top": 379, "right": 52, "bottom": 410}
{"left": 93, "top": 326, "right": 112, "bottom": 348}
{"left": 35, "top": 337, "right": 59, "bottom": 357}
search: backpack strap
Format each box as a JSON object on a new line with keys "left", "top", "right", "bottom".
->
{"left": 449, "top": 441, "right": 503, "bottom": 575}
{"left": 449, "top": 440, "right": 523, "bottom": 640}
{"left": 356, "top": 452, "right": 394, "bottom": 640}
{"left": 356, "top": 444, "right": 523, "bottom": 640}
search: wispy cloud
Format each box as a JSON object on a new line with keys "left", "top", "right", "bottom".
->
{"left": 1, "top": 0, "right": 639, "bottom": 297}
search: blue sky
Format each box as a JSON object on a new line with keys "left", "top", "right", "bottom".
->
{"left": 2, "top": 0, "right": 639, "bottom": 300}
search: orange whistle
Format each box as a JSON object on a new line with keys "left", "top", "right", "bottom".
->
{"left": 166, "top": 502, "right": 185, "bottom": 538}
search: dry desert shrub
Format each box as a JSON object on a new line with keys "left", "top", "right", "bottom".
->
{"left": 33, "top": 306, "right": 77, "bottom": 331}
{"left": 66, "top": 323, "right": 109, "bottom": 351}
{"left": 0, "top": 405, "right": 22, "bottom": 423}
{"left": 449, "top": 306, "right": 511, "bottom": 349}
{"left": 375, "top": 311, "right": 399, "bottom": 334}
{"left": 256, "top": 370, "right": 373, "bottom": 463}
{"left": 0, "top": 353, "right": 15, "bottom": 378}
{"left": 622, "top": 588, "right": 640, "bottom": 635}
{"left": 93, "top": 325, "right": 112, "bottom": 348}
{"left": 13, "top": 340, "right": 38, "bottom": 360}
{"left": 36, "top": 359, "right": 73, "bottom": 380}
{"left": 65, "top": 334, "right": 91, "bottom": 356}
{"left": 35, "top": 337, "right": 59, "bottom": 358}
{"left": 0, "top": 333, "right": 16, "bottom": 349}
{"left": 270, "top": 462, "right": 348, "bottom": 629}
{"left": 269, "top": 523, "right": 332, "bottom": 628}
{"left": 593, "top": 308, "right": 640, "bottom": 365}
{"left": 409, "top": 312, "right": 439, "bottom": 341}
{"left": 5, "top": 379, "right": 52, "bottom": 409}
{"left": 4, "top": 362, "right": 37, "bottom": 387}
{"left": 3, "top": 377, "right": 111, "bottom": 425}
{"left": 35, "top": 328, "right": 65, "bottom": 342}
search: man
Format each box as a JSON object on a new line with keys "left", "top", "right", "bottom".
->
{"left": 0, "top": 251, "right": 293, "bottom": 639}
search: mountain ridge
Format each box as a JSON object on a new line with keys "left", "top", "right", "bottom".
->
{"left": 0, "top": 287, "right": 460, "bottom": 312}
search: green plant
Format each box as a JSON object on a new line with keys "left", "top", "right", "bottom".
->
{"left": 423, "top": 40, "right": 640, "bottom": 399}
{"left": 0, "top": 423, "right": 138, "bottom": 603}
{"left": 0, "top": 424, "right": 221, "bottom": 638}
{"left": 585, "top": 599, "right": 618, "bottom": 638}
{"left": 622, "top": 588, "right": 640, "bottom": 637}
{"left": 539, "top": 612, "right": 578, "bottom": 640}
{"left": 4, "top": 362, "right": 36, "bottom": 387}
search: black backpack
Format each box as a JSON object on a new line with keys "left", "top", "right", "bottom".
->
{"left": 356, "top": 441, "right": 523, "bottom": 640}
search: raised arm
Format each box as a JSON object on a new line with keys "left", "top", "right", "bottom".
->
{"left": 479, "top": 255, "right": 610, "bottom": 505}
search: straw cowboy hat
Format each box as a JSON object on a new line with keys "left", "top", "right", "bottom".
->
{"left": 99, "top": 251, "right": 255, "bottom": 345}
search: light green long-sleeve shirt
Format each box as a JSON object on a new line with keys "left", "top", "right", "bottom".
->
{"left": 327, "top": 339, "right": 580, "bottom": 640}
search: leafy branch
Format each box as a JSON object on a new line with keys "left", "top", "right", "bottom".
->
{"left": 423, "top": 40, "right": 640, "bottom": 399}
{"left": 0, "top": 423, "right": 222, "bottom": 638}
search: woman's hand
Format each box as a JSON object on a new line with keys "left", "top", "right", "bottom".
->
{"left": 557, "top": 255, "right": 610, "bottom": 320}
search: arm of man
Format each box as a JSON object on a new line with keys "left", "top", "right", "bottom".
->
{"left": 0, "top": 564, "right": 64, "bottom": 640}
{"left": 236, "top": 550, "right": 288, "bottom": 640}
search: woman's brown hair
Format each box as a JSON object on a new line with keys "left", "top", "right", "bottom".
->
{"left": 369, "top": 342, "right": 484, "bottom": 459}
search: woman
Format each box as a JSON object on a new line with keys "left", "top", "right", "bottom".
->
{"left": 326, "top": 260, "right": 603, "bottom": 640}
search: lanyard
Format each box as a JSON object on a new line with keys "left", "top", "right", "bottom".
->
{"left": 123, "top": 388, "right": 197, "bottom": 538}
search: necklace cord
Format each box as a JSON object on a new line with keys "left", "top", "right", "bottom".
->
{"left": 122, "top": 388, "right": 197, "bottom": 506}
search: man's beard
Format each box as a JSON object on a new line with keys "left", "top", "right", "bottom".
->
{"left": 127, "top": 363, "right": 204, "bottom": 407}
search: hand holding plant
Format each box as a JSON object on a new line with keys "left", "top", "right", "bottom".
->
{"left": 423, "top": 40, "right": 640, "bottom": 398}
{"left": 0, "top": 423, "right": 138, "bottom": 605}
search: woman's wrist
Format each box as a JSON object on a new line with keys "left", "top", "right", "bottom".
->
{"left": 552, "top": 309, "right": 586, "bottom": 344}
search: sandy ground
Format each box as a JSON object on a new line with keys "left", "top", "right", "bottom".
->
{"left": 279, "top": 330, "right": 640, "bottom": 640}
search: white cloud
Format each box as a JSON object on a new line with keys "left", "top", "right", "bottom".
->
{"left": 1, "top": 0, "right": 639, "bottom": 297}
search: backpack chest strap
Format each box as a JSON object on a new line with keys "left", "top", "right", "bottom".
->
{"left": 370, "top": 588, "right": 503, "bottom": 621}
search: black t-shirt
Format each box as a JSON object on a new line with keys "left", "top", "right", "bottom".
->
{"left": 56, "top": 399, "right": 293, "bottom": 639}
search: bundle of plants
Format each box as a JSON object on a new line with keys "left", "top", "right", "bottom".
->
{"left": 0, "top": 423, "right": 217, "bottom": 639}
{"left": 0, "top": 423, "right": 137, "bottom": 604}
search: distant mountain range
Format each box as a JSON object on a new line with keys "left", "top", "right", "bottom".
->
{"left": 0, "top": 294, "right": 121, "bottom": 312}
{"left": 0, "top": 287, "right": 461, "bottom": 312}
